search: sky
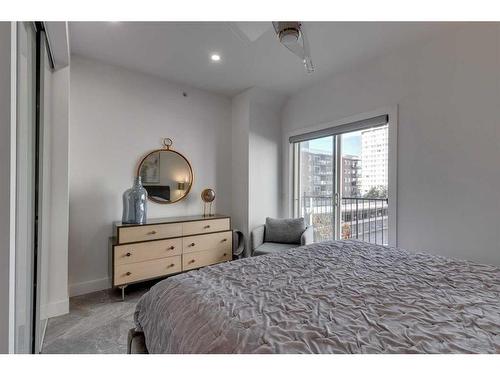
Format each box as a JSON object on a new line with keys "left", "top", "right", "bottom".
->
{"left": 308, "top": 131, "right": 361, "bottom": 156}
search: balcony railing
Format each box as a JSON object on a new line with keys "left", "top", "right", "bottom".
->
{"left": 300, "top": 195, "right": 389, "bottom": 245}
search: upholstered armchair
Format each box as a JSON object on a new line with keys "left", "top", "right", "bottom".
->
{"left": 250, "top": 217, "right": 314, "bottom": 257}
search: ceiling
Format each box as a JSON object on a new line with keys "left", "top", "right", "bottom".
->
{"left": 69, "top": 22, "right": 455, "bottom": 97}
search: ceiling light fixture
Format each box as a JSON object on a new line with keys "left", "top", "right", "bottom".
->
{"left": 210, "top": 54, "right": 221, "bottom": 62}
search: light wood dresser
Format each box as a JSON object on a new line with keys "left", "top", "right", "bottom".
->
{"left": 112, "top": 214, "right": 232, "bottom": 299}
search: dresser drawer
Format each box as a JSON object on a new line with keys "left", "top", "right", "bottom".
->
{"left": 118, "top": 223, "right": 182, "bottom": 244}
{"left": 182, "top": 248, "right": 231, "bottom": 271}
{"left": 182, "top": 230, "right": 232, "bottom": 254}
{"left": 114, "top": 256, "right": 181, "bottom": 286}
{"left": 114, "top": 238, "right": 182, "bottom": 266}
{"left": 182, "top": 218, "right": 230, "bottom": 236}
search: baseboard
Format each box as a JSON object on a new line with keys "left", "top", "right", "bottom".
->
{"left": 40, "top": 298, "right": 69, "bottom": 320}
{"left": 46, "top": 299, "right": 69, "bottom": 318}
{"left": 69, "top": 277, "right": 111, "bottom": 297}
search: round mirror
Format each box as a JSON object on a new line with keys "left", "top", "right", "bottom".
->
{"left": 137, "top": 140, "right": 193, "bottom": 204}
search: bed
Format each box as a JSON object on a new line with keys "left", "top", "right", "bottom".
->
{"left": 133, "top": 240, "right": 500, "bottom": 353}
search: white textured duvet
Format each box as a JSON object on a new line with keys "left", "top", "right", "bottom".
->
{"left": 134, "top": 240, "right": 500, "bottom": 353}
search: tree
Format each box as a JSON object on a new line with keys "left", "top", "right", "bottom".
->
{"left": 364, "top": 185, "right": 387, "bottom": 199}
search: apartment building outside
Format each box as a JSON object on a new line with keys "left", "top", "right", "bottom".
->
{"left": 360, "top": 125, "right": 389, "bottom": 196}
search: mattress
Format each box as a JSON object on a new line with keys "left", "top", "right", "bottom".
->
{"left": 134, "top": 240, "right": 500, "bottom": 353}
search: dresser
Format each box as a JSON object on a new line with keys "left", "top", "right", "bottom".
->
{"left": 112, "top": 214, "right": 232, "bottom": 299}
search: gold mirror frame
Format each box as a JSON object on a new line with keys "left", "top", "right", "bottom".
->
{"left": 136, "top": 138, "right": 194, "bottom": 204}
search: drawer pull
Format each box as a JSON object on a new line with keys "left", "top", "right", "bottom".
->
{"left": 223, "top": 253, "right": 227, "bottom": 257}
{"left": 188, "top": 259, "right": 195, "bottom": 264}
{"left": 147, "top": 230, "right": 157, "bottom": 235}
{"left": 204, "top": 225, "right": 211, "bottom": 229}
{"left": 167, "top": 246, "right": 175, "bottom": 251}
{"left": 167, "top": 263, "right": 175, "bottom": 268}
{"left": 189, "top": 242, "right": 196, "bottom": 247}
{"left": 221, "top": 238, "right": 228, "bottom": 242}
{"left": 126, "top": 272, "right": 132, "bottom": 276}
{"left": 125, "top": 252, "right": 131, "bottom": 257}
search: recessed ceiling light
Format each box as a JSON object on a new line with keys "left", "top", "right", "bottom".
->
{"left": 210, "top": 54, "right": 221, "bottom": 62}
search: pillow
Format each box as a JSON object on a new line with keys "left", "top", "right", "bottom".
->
{"left": 264, "top": 217, "right": 306, "bottom": 244}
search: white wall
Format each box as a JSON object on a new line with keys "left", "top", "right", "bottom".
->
{"left": 231, "top": 88, "right": 285, "bottom": 255}
{"left": 282, "top": 24, "right": 500, "bottom": 265}
{"left": 248, "top": 89, "right": 285, "bottom": 232}
{"left": 69, "top": 56, "right": 232, "bottom": 296}
{"left": 230, "top": 91, "right": 250, "bottom": 243}
{"left": 0, "top": 21, "right": 14, "bottom": 354}
{"left": 46, "top": 66, "right": 70, "bottom": 316}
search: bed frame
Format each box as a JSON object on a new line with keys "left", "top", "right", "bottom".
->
{"left": 127, "top": 328, "right": 149, "bottom": 354}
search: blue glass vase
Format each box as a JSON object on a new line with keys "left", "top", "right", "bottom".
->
{"left": 122, "top": 176, "right": 148, "bottom": 224}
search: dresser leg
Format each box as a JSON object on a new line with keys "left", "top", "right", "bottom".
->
{"left": 120, "top": 285, "right": 127, "bottom": 301}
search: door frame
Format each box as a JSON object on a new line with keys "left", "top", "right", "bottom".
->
{"left": 32, "top": 23, "right": 54, "bottom": 354}
{"left": 283, "top": 105, "right": 398, "bottom": 246}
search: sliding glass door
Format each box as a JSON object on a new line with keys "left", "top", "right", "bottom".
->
{"left": 294, "top": 136, "right": 337, "bottom": 241}
{"left": 293, "top": 117, "right": 389, "bottom": 245}
{"left": 339, "top": 127, "right": 389, "bottom": 244}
